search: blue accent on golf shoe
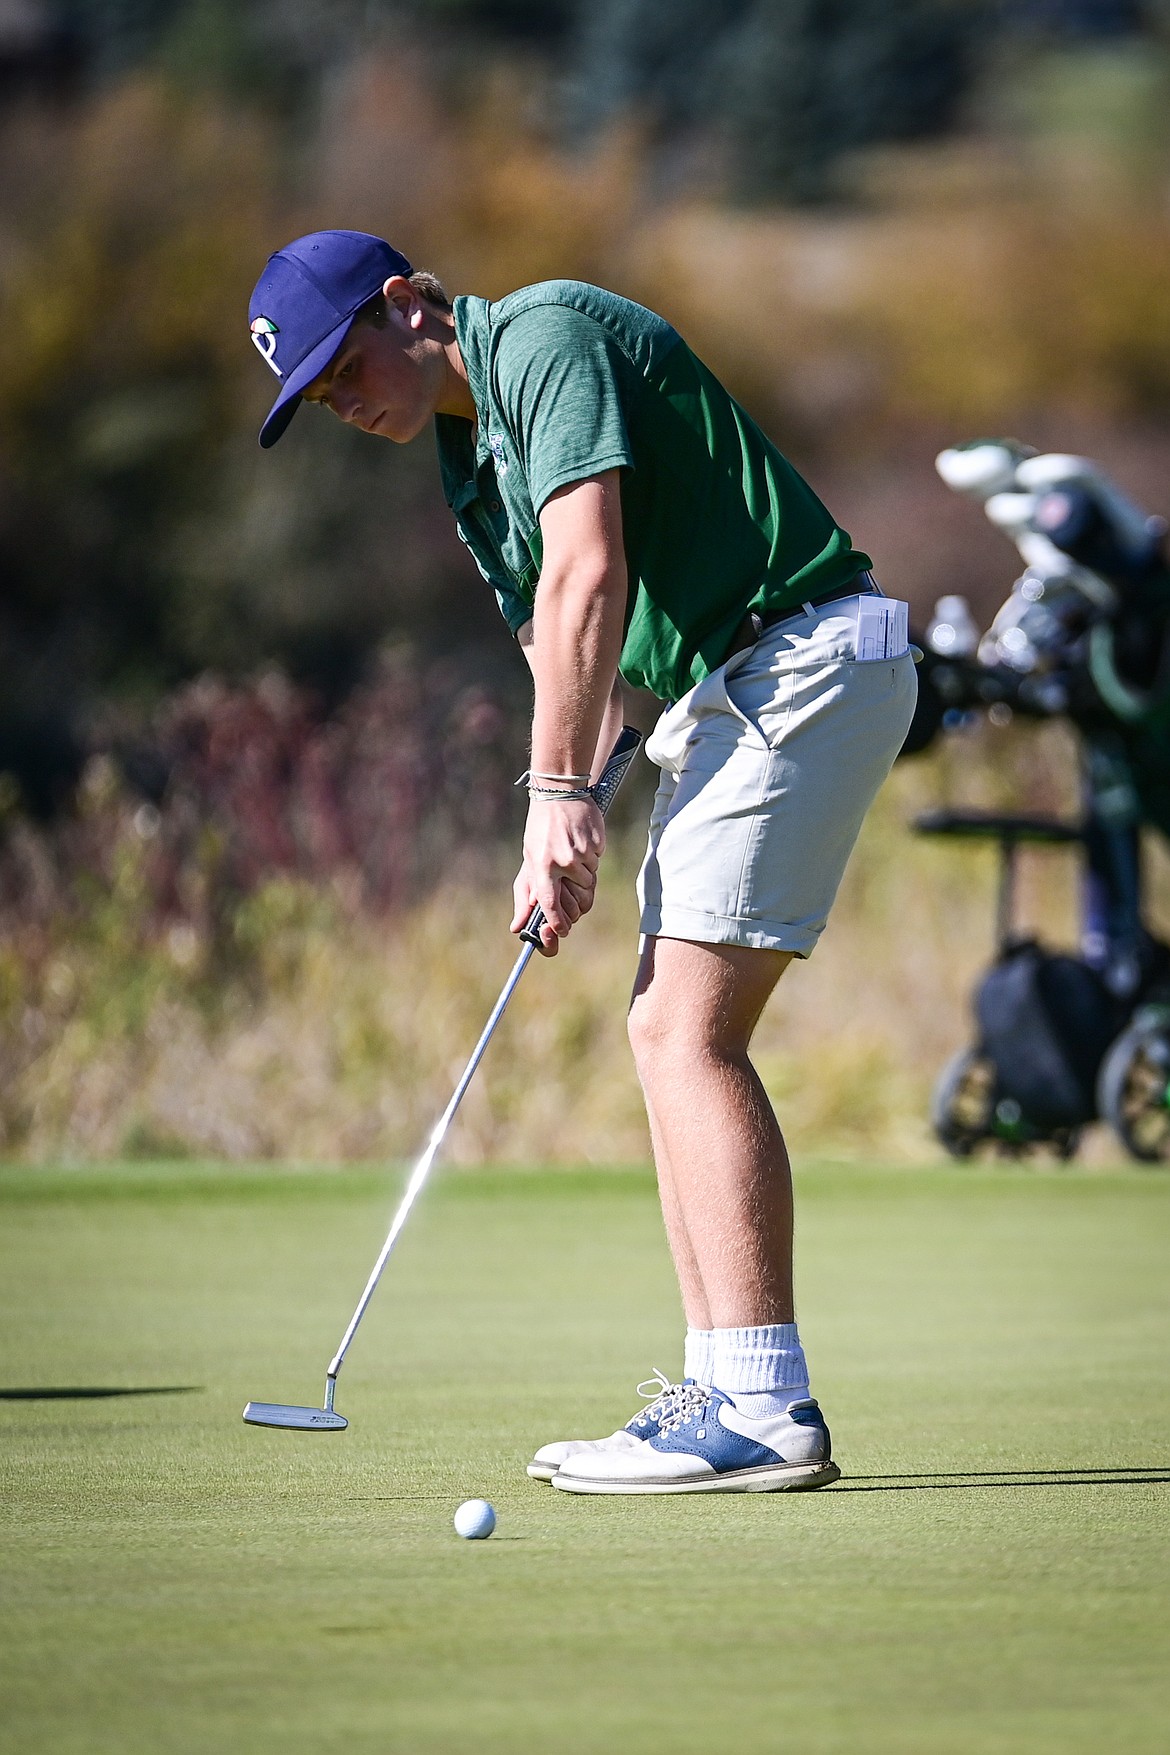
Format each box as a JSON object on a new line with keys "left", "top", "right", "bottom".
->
{"left": 648, "top": 1386, "right": 832, "bottom": 1472}
{"left": 786, "top": 1400, "right": 833, "bottom": 1454}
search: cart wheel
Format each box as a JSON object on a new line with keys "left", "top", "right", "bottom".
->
{"left": 1098, "top": 1013, "right": 1170, "bottom": 1162}
{"left": 931, "top": 1047, "right": 995, "bottom": 1158}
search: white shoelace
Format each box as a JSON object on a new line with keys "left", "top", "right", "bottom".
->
{"left": 631, "top": 1370, "right": 696, "bottom": 1427}
{"left": 629, "top": 1374, "right": 718, "bottom": 1434}
{"left": 656, "top": 1382, "right": 715, "bottom": 1434}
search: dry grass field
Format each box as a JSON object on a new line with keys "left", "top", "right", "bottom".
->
{"left": 9, "top": 716, "right": 1167, "bottom": 1167}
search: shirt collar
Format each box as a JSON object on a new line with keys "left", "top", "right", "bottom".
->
{"left": 452, "top": 294, "right": 492, "bottom": 435}
{"left": 435, "top": 295, "right": 494, "bottom": 507}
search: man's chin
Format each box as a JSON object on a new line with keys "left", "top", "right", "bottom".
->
{"left": 368, "top": 412, "right": 411, "bottom": 442}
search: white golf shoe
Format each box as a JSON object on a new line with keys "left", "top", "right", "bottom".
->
{"left": 550, "top": 1384, "right": 841, "bottom": 1495}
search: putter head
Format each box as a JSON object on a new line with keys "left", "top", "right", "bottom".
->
{"left": 242, "top": 1400, "right": 348, "bottom": 1432}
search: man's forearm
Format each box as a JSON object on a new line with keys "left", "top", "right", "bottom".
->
{"left": 530, "top": 561, "right": 626, "bottom": 779}
{"left": 591, "top": 679, "right": 626, "bottom": 783}
{"left": 512, "top": 472, "right": 627, "bottom": 953}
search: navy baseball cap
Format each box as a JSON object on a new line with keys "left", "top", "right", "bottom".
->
{"left": 249, "top": 230, "right": 413, "bottom": 448}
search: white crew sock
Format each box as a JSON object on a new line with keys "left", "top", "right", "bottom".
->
{"left": 713, "top": 1324, "right": 811, "bottom": 1418}
{"left": 683, "top": 1326, "right": 716, "bottom": 1386}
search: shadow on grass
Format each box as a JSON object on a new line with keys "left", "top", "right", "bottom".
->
{"left": 0, "top": 1386, "right": 201, "bottom": 1400}
{"left": 836, "top": 1466, "right": 1170, "bottom": 1492}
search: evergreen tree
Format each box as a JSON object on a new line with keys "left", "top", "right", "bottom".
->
{"left": 722, "top": 0, "right": 988, "bottom": 203}
{"left": 567, "top": 0, "right": 988, "bottom": 203}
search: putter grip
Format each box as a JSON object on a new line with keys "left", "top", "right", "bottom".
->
{"left": 519, "top": 725, "right": 643, "bottom": 947}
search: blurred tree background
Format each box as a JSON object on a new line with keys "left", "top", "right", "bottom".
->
{"left": 4, "top": 0, "right": 1170, "bottom": 804}
{"left": 6, "top": 0, "right": 1170, "bottom": 1160}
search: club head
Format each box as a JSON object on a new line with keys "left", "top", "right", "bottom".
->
{"left": 242, "top": 1400, "right": 348, "bottom": 1432}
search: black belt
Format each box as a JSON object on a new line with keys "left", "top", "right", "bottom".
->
{"left": 730, "top": 571, "right": 880, "bottom": 657}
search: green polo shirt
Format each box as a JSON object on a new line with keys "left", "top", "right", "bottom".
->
{"left": 435, "top": 280, "right": 870, "bottom": 702}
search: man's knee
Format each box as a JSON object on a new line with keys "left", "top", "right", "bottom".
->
{"left": 627, "top": 982, "right": 730, "bottom": 1079}
{"left": 628, "top": 936, "right": 790, "bottom": 1078}
{"left": 627, "top": 986, "right": 681, "bottom": 1070}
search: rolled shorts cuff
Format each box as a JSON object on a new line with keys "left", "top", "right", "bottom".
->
{"left": 639, "top": 902, "right": 821, "bottom": 958}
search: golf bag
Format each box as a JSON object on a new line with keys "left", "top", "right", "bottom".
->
{"left": 907, "top": 443, "right": 1170, "bottom": 1161}
{"left": 974, "top": 941, "right": 1124, "bottom": 1131}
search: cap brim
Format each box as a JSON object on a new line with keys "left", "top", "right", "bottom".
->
{"left": 257, "top": 315, "right": 356, "bottom": 449}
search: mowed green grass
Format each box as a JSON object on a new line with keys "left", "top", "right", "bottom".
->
{"left": 1, "top": 1162, "right": 1168, "bottom": 1755}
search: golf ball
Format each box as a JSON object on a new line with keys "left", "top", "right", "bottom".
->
{"left": 453, "top": 1498, "right": 496, "bottom": 1540}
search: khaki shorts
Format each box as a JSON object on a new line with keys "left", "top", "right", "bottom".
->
{"left": 636, "top": 594, "right": 919, "bottom": 956}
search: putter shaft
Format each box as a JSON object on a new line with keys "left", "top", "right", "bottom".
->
{"left": 321, "top": 725, "right": 643, "bottom": 1399}
{"left": 325, "top": 939, "right": 536, "bottom": 1382}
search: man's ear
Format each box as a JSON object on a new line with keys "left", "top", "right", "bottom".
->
{"left": 383, "top": 274, "right": 422, "bottom": 328}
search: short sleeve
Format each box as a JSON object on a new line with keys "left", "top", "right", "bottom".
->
{"left": 493, "top": 306, "right": 635, "bottom": 515}
{"left": 494, "top": 580, "right": 533, "bottom": 635}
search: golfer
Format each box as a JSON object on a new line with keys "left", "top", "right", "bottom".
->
{"left": 248, "top": 230, "right": 917, "bottom": 1494}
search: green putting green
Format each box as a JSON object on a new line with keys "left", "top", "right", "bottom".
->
{"left": 1, "top": 1161, "right": 1168, "bottom": 1754}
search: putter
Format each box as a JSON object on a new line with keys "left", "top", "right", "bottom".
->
{"left": 243, "top": 725, "right": 643, "bottom": 1432}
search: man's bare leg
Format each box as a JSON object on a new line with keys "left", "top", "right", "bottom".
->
{"left": 628, "top": 936, "right": 795, "bottom": 1327}
{"left": 641, "top": 1095, "right": 712, "bottom": 1330}
{"left": 549, "top": 932, "right": 837, "bottom": 1490}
